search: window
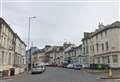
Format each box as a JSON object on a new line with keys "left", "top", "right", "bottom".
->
{"left": 112, "top": 55, "right": 118, "bottom": 63}
{"left": 86, "top": 40, "right": 88, "bottom": 44}
{"left": 86, "top": 46, "right": 89, "bottom": 54}
{"left": 102, "top": 43, "right": 104, "bottom": 51}
{"left": 102, "top": 57, "right": 105, "bottom": 64}
{"left": 8, "top": 53, "right": 11, "bottom": 65}
{"left": 96, "top": 43, "right": 99, "bottom": 52}
{"left": 107, "top": 56, "right": 110, "bottom": 64}
{"left": 105, "top": 41, "right": 109, "bottom": 50}
{"left": 23, "top": 59, "right": 24, "bottom": 64}
{"left": 101, "top": 32, "right": 103, "bottom": 39}
{"left": 0, "top": 51, "right": 3, "bottom": 64}
{"left": 4, "top": 37, "right": 6, "bottom": 46}
{"left": 0, "top": 51, "right": 4, "bottom": 64}
{"left": 83, "top": 48, "right": 85, "bottom": 55}
{"left": 93, "top": 45, "right": 94, "bottom": 53}
{"left": 97, "top": 57, "right": 100, "bottom": 64}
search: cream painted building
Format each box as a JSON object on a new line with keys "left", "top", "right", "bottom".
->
{"left": 55, "top": 47, "right": 64, "bottom": 66}
{"left": 82, "top": 21, "right": 120, "bottom": 68}
{"left": 82, "top": 32, "right": 93, "bottom": 66}
{"left": 0, "top": 18, "right": 26, "bottom": 76}
{"left": 45, "top": 46, "right": 65, "bottom": 66}
{"left": 32, "top": 49, "right": 48, "bottom": 66}
{"left": 45, "top": 46, "right": 58, "bottom": 65}
{"left": 14, "top": 34, "right": 26, "bottom": 74}
{"left": 64, "top": 45, "right": 86, "bottom": 65}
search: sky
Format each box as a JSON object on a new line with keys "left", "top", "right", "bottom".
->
{"left": 0, "top": 0, "right": 119, "bottom": 49}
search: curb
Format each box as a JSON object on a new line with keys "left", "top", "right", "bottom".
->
{"left": 85, "top": 70, "right": 107, "bottom": 74}
{"left": 100, "top": 77, "right": 120, "bottom": 80}
{"left": 2, "top": 76, "right": 11, "bottom": 80}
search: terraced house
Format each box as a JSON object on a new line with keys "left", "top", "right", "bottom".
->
{"left": 32, "top": 49, "right": 47, "bottom": 66}
{"left": 82, "top": 21, "right": 120, "bottom": 68}
{"left": 0, "top": 18, "right": 26, "bottom": 76}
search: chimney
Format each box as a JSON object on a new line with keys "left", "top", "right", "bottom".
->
{"left": 98, "top": 22, "right": 104, "bottom": 29}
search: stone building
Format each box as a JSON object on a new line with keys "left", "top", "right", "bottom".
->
{"left": 30, "top": 45, "right": 51, "bottom": 67}
{"left": 45, "top": 46, "right": 59, "bottom": 65}
{"left": 14, "top": 34, "right": 26, "bottom": 74}
{"left": 75, "top": 45, "right": 86, "bottom": 65}
{"left": 64, "top": 45, "right": 85, "bottom": 65}
{"left": 0, "top": 17, "right": 26, "bottom": 76}
{"left": 54, "top": 46, "right": 64, "bottom": 66}
{"left": 64, "top": 44, "right": 75, "bottom": 64}
{"left": 82, "top": 32, "right": 93, "bottom": 66}
{"left": 82, "top": 21, "right": 120, "bottom": 68}
{"left": 32, "top": 49, "right": 46, "bottom": 66}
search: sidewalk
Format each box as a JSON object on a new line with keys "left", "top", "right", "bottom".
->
{"left": 83, "top": 69, "right": 120, "bottom": 79}
{"left": 0, "top": 72, "right": 26, "bottom": 80}
{"left": 84, "top": 69, "right": 108, "bottom": 74}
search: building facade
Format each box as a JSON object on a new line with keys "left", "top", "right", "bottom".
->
{"left": 0, "top": 18, "right": 26, "bottom": 76}
{"left": 64, "top": 45, "right": 86, "bottom": 65}
{"left": 82, "top": 22, "right": 120, "bottom": 68}
{"left": 32, "top": 49, "right": 47, "bottom": 66}
{"left": 45, "top": 46, "right": 58, "bottom": 65}
{"left": 54, "top": 46, "right": 64, "bottom": 66}
{"left": 14, "top": 34, "right": 26, "bottom": 74}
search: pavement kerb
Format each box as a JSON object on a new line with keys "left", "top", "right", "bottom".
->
{"left": 83, "top": 69, "right": 108, "bottom": 74}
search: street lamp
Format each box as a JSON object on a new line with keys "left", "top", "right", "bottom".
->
{"left": 27, "top": 16, "right": 36, "bottom": 71}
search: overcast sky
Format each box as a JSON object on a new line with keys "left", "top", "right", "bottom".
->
{"left": 0, "top": 0, "right": 119, "bottom": 48}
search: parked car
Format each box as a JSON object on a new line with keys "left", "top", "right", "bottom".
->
{"left": 73, "top": 63, "right": 82, "bottom": 70}
{"left": 82, "top": 64, "right": 89, "bottom": 69}
{"left": 63, "top": 61, "right": 69, "bottom": 68}
{"left": 31, "top": 65, "right": 46, "bottom": 74}
{"left": 44, "top": 63, "right": 50, "bottom": 66}
{"left": 67, "top": 64, "right": 74, "bottom": 69}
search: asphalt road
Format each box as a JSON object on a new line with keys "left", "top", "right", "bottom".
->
{"left": 1, "top": 67, "right": 120, "bottom": 82}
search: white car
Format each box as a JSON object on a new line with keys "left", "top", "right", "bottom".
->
{"left": 82, "top": 64, "right": 89, "bottom": 68}
{"left": 44, "top": 63, "right": 50, "bottom": 66}
{"left": 67, "top": 64, "right": 74, "bottom": 69}
{"left": 31, "top": 65, "right": 46, "bottom": 74}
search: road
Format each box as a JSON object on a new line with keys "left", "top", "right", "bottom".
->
{"left": 1, "top": 67, "right": 120, "bottom": 82}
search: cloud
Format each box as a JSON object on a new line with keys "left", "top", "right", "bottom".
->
{"left": 2, "top": 1, "right": 119, "bottom": 48}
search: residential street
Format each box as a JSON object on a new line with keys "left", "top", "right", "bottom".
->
{"left": 1, "top": 1, "right": 120, "bottom": 82}
{"left": 1, "top": 67, "right": 120, "bottom": 82}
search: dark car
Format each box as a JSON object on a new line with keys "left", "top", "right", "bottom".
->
{"left": 73, "top": 63, "right": 82, "bottom": 70}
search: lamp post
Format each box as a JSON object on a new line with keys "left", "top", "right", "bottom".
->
{"left": 27, "top": 16, "right": 36, "bottom": 71}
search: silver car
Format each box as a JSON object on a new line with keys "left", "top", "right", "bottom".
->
{"left": 31, "top": 65, "right": 46, "bottom": 74}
